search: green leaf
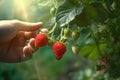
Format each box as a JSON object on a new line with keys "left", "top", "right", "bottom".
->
{"left": 104, "top": 0, "right": 114, "bottom": 7}
{"left": 91, "top": 2, "right": 108, "bottom": 23}
{"left": 88, "top": 43, "right": 106, "bottom": 60}
{"left": 78, "top": 27, "right": 91, "bottom": 45}
{"left": 80, "top": 43, "right": 106, "bottom": 60}
{"left": 56, "top": 0, "right": 83, "bottom": 27}
{"left": 84, "top": 4, "right": 98, "bottom": 19}
{"left": 70, "top": 9, "right": 91, "bottom": 26}
{"left": 80, "top": 44, "right": 94, "bottom": 57}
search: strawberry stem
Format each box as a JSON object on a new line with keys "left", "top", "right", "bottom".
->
{"left": 90, "top": 26, "right": 102, "bottom": 55}
{"left": 48, "top": 22, "right": 57, "bottom": 35}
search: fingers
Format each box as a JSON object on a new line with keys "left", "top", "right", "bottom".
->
{"left": 29, "top": 38, "right": 35, "bottom": 49}
{"left": 21, "top": 22, "right": 42, "bottom": 31}
{"left": 21, "top": 28, "right": 49, "bottom": 61}
{"left": 21, "top": 46, "right": 32, "bottom": 61}
{"left": 21, "top": 38, "right": 36, "bottom": 61}
{"left": 13, "top": 20, "right": 43, "bottom": 31}
{"left": 23, "top": 38, "right": 35, "bottom": 55}
{"left": 24, "top": 31, "right": 36, "bottom": 40}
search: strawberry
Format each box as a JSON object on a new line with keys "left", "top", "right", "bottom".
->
{"left": 64, "top": 28, "right": 71, "bottom": 37}
{"left": 72, "top": 31, "right": 80, "bottom": 40}
{"left": 35, "top": 33, "right": 48, "bottom": 47}
{"left": 71, "top": 45, "right": 80, "bottom": 55}
{"left": 55, "top": 54, "right": 63, "bottom": 60}
{"left": 52, "top": 42, "right": 66, "bottom": 60}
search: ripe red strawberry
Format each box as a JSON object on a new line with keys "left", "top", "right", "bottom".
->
{"left": 55, "top": 54, "right": 63, "bottom": 60}
{"left": 35, "top": 33, "right": 48, "bottom": 47}
{"left": 52, "top": 42, "right": 66, "bottom": 60}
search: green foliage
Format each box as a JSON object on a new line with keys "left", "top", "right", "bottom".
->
{"left": 80, "top": 43, "right": 106, "bottom": 60}
{"left": 48, "top": 0, "right": 120, "bottom": 79}
{"left": 56, "top": 0, "right": 83, "bottom": 27}
{"left": 0, "top": 0, "right": 120, "bottom": 80}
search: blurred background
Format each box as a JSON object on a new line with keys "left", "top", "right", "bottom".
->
{"left": 0, "top": 0, "right": 108, "bottom": 80}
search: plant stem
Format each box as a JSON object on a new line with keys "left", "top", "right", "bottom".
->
{"left": 48, "top": 22, "right": 57, "bottom": 35}
{"left": 90, "top": 26, "right": 102, "bottom": 55}
{"left": 53, "top": 0, "right": 57, "bottom": 8}
{"left": 60, "top": 28, "right": 64, "bottom": 40}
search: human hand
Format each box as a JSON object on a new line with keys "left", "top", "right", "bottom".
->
{"left": 0, "top": 20, "right": 43, "bottom": 63}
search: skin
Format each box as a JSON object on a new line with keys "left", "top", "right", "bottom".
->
{"left": 0, "top": 20, "right": 43, "bottom": 63}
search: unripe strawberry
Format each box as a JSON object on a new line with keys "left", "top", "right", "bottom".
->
{"left": 35, "top": 33, "right": 48, "bottom": 47}
{"left": 72, "top": 31, "right": 80, "bottom": 40}
{"left": 52, "top": 42, "right": 66, "bottom": 60}
{"left": 64, "top": 28, "right": 71, "bottom": 37}
{"left": 71, "top": 45, "right": 80, "bottom": 55}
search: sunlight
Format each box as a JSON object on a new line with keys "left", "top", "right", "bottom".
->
{"left": 12, "top": 0, "right": 32, "bottom": 21}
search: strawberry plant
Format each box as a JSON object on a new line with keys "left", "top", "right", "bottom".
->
{"left": 35, "top": 0, "right": 120, "bottom": 79}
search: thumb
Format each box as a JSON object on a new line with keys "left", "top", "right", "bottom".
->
{"left": 15, "top": 20, "right": 43, "bottom": 31}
